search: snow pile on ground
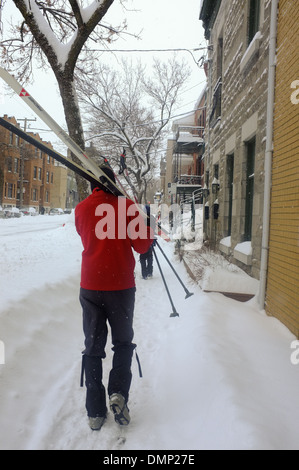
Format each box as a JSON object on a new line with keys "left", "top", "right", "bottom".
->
{"left": 0, "top": 212, "right": 299, "bottom": 450}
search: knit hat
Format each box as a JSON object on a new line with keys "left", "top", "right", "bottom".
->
{"left": 90, "top": 165, "right": 121, "bottom": 195}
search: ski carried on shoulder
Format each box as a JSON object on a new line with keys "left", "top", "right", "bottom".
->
{"left": 0, "top": 116, "right": 109, "bottom": 191}
{"left": 0, "top": 66, "right": 123, "bottom": 197}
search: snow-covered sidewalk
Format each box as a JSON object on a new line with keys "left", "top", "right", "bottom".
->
{"left": 0, "top": 214, "right": 299, "bottom": 450}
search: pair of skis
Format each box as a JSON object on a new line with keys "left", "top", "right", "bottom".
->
{"left": 0, "top": 66, "right": 126, "bottom": 198}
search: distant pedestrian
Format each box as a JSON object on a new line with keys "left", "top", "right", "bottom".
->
{"left": 140, "top": 247, "right": 153, "bottom": 279}
{"left": 140, "top": 205, "right": 156, "bottom": 280}
{"left": 119, "top": 149, "right": 127, "bottom": 174}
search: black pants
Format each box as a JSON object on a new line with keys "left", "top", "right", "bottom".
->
{"left": 140, "top": 249, "right": 153, "bottom": 279}
{"left": 80, "top": 287, "right": 136, "bottom": 418}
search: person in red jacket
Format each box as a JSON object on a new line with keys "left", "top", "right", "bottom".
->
{"left": 75, "top": 165, "right": 154, "bottom": 431}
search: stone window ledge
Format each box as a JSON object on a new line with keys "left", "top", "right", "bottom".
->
{"left": 219, "top": 236, "right": 231, "bottom": 256}
{"left": 234, "top": 241, "right": 252, "bottom": 266}
{"left": 240, "top": 32, "right": 261, "bottom": 73}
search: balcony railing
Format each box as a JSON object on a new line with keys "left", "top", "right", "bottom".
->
{"left": 176, "top": 126, "right": 205, "bottom": 141}
{"left": 177, "top": 174, "right": 202, "bottom": 185}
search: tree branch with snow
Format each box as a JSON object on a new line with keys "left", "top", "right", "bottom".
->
{"left": 0, "top": 0, "right": 133, "bottom": 201}
{"left": 78, "top": 56, "right": 191, "bottom": 203}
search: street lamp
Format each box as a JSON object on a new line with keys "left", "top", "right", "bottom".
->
{"left": 212, "top": 178, "right": 220, "bottom": 194}
{"left": 203, "top": 184, "right": 209, "bottom": 198}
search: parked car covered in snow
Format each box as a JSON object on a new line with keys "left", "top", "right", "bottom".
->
{"left": 20, "top": 209, "right": 30, "bottom": 216}
{"left": 4, "top": 207, "right": 21, "bottom": 218}
{"left": 28, "top": 207, "right": 38, "bottom": 216}
{"left": 49, "top": 208, "right": 64, "bottom": 216}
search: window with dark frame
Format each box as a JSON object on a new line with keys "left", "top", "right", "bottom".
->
{"left": 214, "top": 163, "right": 219, "bottom": 180}
{"left": 210, "top": 36, "right": 223, "bottom": 126}
{"left": 244, "top": 138, "right": 256, "bottom": 241}
{"left": 248, "top": 0, "right": 260, "bottom": 44}
{"left": 7, "top": 156, "right": 12, "bottom": 172}
{"left": 227, "top": 154, "right": 234, "bottom": 237}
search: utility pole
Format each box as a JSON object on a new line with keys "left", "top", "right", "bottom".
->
{"left": 17, "top": 118, "right": 36, "bottom": 208}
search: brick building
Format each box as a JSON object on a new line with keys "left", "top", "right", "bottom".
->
{"left": 0, "top": 116, "right": 20, "bottom": 208}
{"left": 21, "top": 132, "right": 56, "bottom": 212}
{"left": 265, "top": 0, "right": 299, "bottom": 337}
{"left": 0, "top": 115, "right": 57, "bottom": 213}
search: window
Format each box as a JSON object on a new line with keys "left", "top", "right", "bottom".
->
{"left": 33, "top": 166, "right": 37, "bottom": 179}
{"left": 205, "top": 169, "right": 210, "bottom": 189}
{"left": 6, "top": 156, "right": 12, "bottom": 172}
{"left": 32, "top": 188, "right": 38, "bottom": 202}
{"left": 210, "top": 36, "right": 223, "bottom": 126}
{"left": 244, "top": 138, "right": 255, "bottom": 241}
{"left": 227, "top": 154, "right": 234, "bottom": 236}
{"left": 7, "top": 183, "right": 13, "bottom": 198}
{"left": 248, "top": 0, "right": 260, "bottom": 44}
{"left": 14, "top": 158, "right": 19, "bottom": 173}
{"left": 217, "top": 37, "right": 223, "bottom": 78}
{"left": 214, "top": 163, "right": 219, "bottom": 180}
{"left": 46, "top": 171, "right": 50, "bottom": 183}
{"left": 38, "top": 167, "right": 42, "bottom": 180}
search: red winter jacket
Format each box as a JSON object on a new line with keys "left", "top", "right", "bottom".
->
{"left": 75, "top": 189, "right": 154, "bottom": 291}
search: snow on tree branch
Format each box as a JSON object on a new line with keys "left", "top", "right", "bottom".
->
{"left": 78, "top": 57, "right": 191, "bottom": 203}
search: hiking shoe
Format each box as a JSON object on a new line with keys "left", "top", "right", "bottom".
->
{"left": 88, "top": 416, "right": 106, "bottom": 431}
{"left": 109, "top": 393, "right": 130, "bottom": 426}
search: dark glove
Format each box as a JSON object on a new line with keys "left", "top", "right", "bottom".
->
{"left": 152, "top": 238, "right": 157, "bottom": 247}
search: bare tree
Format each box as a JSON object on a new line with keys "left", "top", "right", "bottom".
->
{"left": 0, "top": 0, "right": 132, "bottom": 200}
{"left": 78, "top": 56, "right": 191, "bottom": 203}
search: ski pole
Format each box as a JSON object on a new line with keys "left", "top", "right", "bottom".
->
{"left": 152, "top": 246, "right": 179, "bottom": 318}
{"left": 155, "top": 241, "right": 194, "bottom": 300}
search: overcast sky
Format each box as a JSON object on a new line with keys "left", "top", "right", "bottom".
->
{"left": 0, "top": 0, "right": 207, "bottom": 152}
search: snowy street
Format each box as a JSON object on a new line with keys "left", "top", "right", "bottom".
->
{"left": 0, "top": 213, "right": 299, "bottom": 450}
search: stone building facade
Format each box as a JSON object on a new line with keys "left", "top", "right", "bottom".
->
{"left": 200, "top": 0, "right": 271, "bottom": 279}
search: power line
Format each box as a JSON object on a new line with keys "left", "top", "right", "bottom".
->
{"left": 88, "top": 46, "right": 209, "bottom": 66}
{"left": 133, "top": 106, "right": 206, "bottom": 128}
{"left": 89, "top": 47, "right": 208, "bottom": 52}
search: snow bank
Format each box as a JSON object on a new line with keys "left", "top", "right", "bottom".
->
{"left": 0, "top": 213, "right": 81, "bottom": 312}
